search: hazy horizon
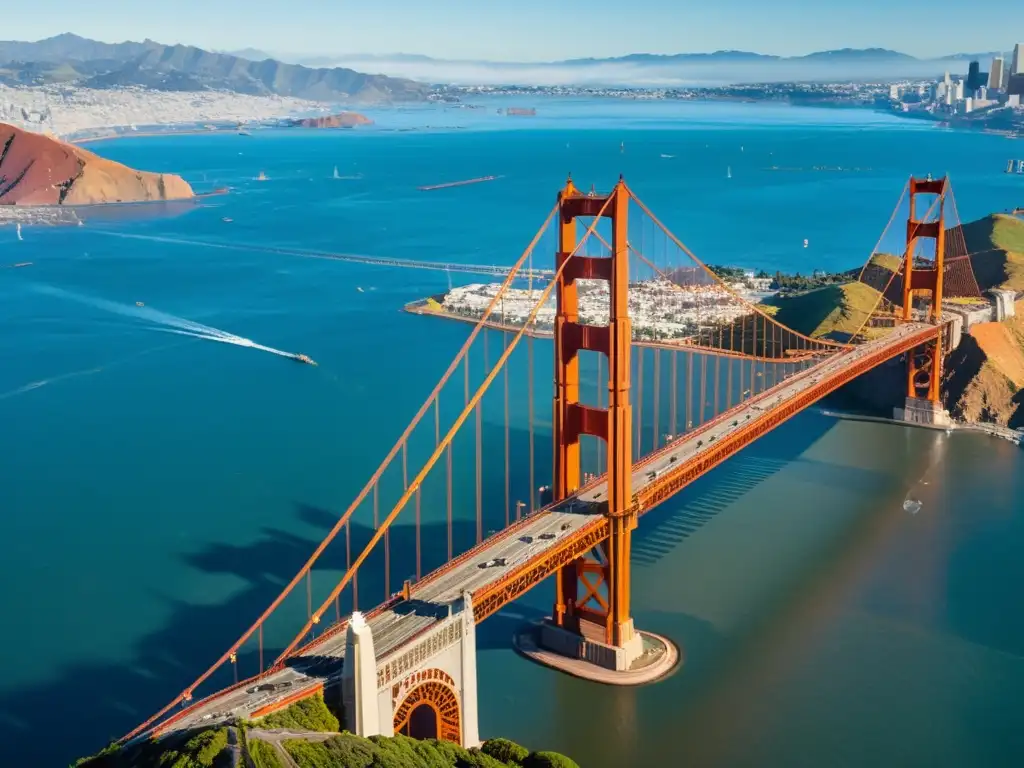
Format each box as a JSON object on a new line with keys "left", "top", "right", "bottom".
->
{"left": 8, "top": 0, "right": 1017, "bottom": 63}
{"left": 278, "top": 57, "right": 987, "bottom": 88}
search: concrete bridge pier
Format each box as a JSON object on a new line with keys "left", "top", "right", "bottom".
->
{"left": 895, "top": 396, "right": 953, "bottom": 427}
{"left": 341, "top": 593, "right": 480, "bottom": 748}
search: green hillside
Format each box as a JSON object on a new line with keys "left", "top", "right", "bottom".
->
{"left": 762, "top": 281, "right": 884, "bottom": 341}
{"left": 78, "top": 693, "right": 579, "bottom": 768}
{"left": 961, "top": 213, "right": 1024, "bottom": 291}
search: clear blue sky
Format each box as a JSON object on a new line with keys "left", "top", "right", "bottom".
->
{"left": 10, "top": 0, "right": 1015, "bottom": 61}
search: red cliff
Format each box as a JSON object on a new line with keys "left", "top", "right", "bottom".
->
{"left": 0, "top": 123, "right": 194, "bottom": 206}
{"left": 290, "top": 112, "right": 373, "bottom": 129}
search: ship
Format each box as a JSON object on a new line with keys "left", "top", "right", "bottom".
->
{"left": 293, "top": 354, "right": 317, "bottom": 366}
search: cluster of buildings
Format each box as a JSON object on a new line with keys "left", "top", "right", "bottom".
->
{"left": 0, "top": 84, "right": 329, "bottom": 138}
{"left": 888, "top": 43, "right": 1024, "bottom": 116}
{"left": 441, "top": 278, "right": 761, "bottom": 341}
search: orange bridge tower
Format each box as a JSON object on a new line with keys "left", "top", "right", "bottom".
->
{"left": 543, "top": 176, "right": 645, "bottom": 670}
{"left": 896, "top": 175, "right": 953, "bottom": 427}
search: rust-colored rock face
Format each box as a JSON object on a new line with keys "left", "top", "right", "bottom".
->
{"left": 0, "top": 123, "right": 194, "bottom": 206}
{"left": 292, "top": 112, "right": 373, "bottom": 129}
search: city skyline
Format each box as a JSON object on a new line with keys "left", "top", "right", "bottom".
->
{"left": 5, "top": 0, "right": 1019, "bottom": 62}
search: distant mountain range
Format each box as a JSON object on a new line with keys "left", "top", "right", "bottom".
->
{"left": 0, "top": 33, "right": 430, "bottom": 102}
{"left": 230, "top": 45, "right": 1012, "bottom": 88}
{"left": 0, "top": 34, "right": 1013, "bottom": 93}
{"left": 264, "top": 46, "right": 1009, "bottom": 68}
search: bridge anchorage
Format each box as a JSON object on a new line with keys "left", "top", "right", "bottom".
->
{"left": 121, "top": 174, "right": 980, "bottom": 753}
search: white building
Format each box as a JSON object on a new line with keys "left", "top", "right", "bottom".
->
{"left": 990, "top": 57, "right": 1005, "bottom": 90}
{"left": 1012, "top": 43, "right": 1024, "bottom": 76}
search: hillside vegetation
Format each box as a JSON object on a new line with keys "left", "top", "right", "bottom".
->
{"left": 762, "top": 281, "right": 883, "bottom": 341}
{"left": 78, "top": 694, "right": 579, "bottom": 768}
{"left": 961, "top": 213, "right": 1024, "bottom": 291}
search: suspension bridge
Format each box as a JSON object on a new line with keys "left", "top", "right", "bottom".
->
{"left": 121, "top": 174, "right": 979, "bottom": 748}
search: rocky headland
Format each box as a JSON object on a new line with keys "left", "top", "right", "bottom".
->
{"left": 0, "top": 121, "right": 193, "bottom": 206}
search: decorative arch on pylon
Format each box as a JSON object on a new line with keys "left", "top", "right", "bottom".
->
{"left": 392, "top": 668, "right": 461, "bottom": 743}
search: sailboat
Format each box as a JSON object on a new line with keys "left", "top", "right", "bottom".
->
{"left": 727, "top": 166, "right": 732, "bottom": 179}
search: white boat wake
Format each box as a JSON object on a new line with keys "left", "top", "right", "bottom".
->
{"left": 33, "top": 284, "right": 309, "bottom": 362}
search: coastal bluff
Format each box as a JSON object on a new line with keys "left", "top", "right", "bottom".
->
{"left": 0, "top": 123, "right": 193, "bottom": 206}
{"left": 287, "top": 112, "right": 373, "bottom": 129}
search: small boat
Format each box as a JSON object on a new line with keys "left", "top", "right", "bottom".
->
{"left": 136, "top": 301, "right": 145, "bottom": 307}
{"left": 803, "top": 238, "right": 809, "bottom": 248}
{"left": 727, "top": 166, "right": 732, "bottom": 179}
{"left": 293, "top": 354, "right": 317, "bottom": 366}
{"left": 12, "top": 262, "right": 32, "bottom": 268}
{"left": 256, "top": 171, "right": 267, "bottom": 181}
{"left": 16, "top": 223, "right": 23, "bottom": 241}
{"left": 333, "top": 166, "right": 340, "bottom": 179}
{"left": 222, "top": 217, "right": 233, "bottom": 223}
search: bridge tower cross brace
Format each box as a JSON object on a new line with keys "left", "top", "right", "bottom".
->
{"left": 551, "top": 177, "right": 638, "bottom": 650}
{"left": 902, "top": 176, "right": 947, "bottom": 403}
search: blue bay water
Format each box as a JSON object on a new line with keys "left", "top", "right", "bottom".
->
{"left": 1, "top": 99, "right": 1023, "bottom": 766}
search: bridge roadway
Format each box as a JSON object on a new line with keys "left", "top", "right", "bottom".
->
{"left": 154, "top": 321, "right": 939, "bottom": 737}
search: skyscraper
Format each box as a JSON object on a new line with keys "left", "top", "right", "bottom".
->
{"left": 966, "top": 61, "right": 983, "bottom": 92}
{"left": 1013, "top": 43, "right": 1024, "bottom": 76}
{"left": 989, "top": 57, "right": 1005, "bottom": 89}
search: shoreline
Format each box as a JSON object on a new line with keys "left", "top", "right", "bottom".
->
{"left": 404, "top": 298, "right": 823, "bottom": 362}
{"left": 70, "top": 128, "right": 243, "bottom": 145}
{"left": 0, "top": 187, "right": 228, "bottom": 227}
{"left": 13, "top": 96, "right": 1012, "bottom": 147}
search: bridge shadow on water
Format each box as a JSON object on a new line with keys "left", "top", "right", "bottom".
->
{"left": 629, "top": 409, "right": 878, "bottom": 568}
{"left": 0, "top": 509, "right": 354, "bottom": 766}
{"left": 0, "top": 411, "right": 875, "bottom": 765}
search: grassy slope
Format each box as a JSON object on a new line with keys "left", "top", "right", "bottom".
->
{"left": 961, "top": 213, "right": 1024, "bottom": 291}
{"left": 762, "top": 281, "right": 884, "bottom": 341}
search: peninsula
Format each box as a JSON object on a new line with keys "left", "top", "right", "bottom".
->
{"left": 0, "top": 122, "right": 193, "bottom": 218}
{"left": 410, "top": 212, "right": 1024, "bottom": 431}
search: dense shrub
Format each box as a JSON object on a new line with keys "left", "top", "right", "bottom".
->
{"left": 481, "top": 739, "right": 529, "bottom": 764}
{"left": 78, "top": 723, "right": 576, "bottom": 768}
{"left": 522, "top": 752, "right": 581, "bottom": 768}
{"left": 76, "top": 728, "right": 231, "bottom": 768}
{"left": 258, "top": 693, "right": 340, "bottom": 732}
{"left": 456, "top": 749, "right": 512, "bottom": 768}
{"left": 249, "top": 738, "right": 285, "bottom": 768}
